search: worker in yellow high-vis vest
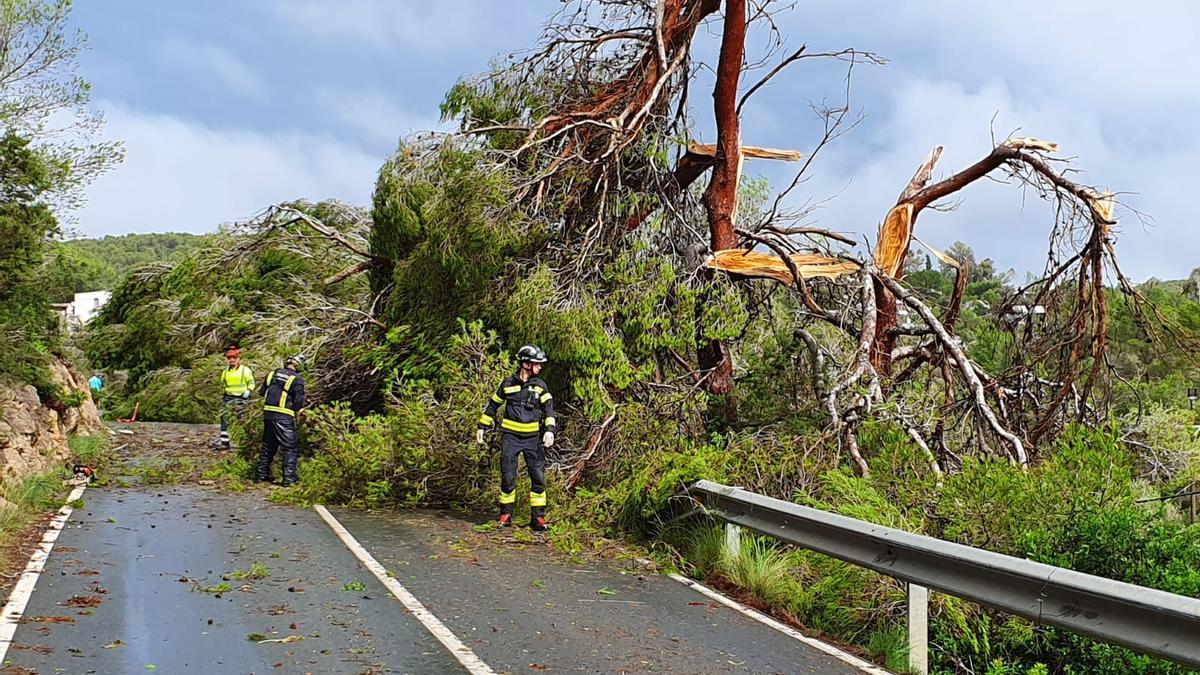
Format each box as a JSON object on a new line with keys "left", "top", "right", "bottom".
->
{"left": 217, "top": 346, "right": 255, "bottom": 451}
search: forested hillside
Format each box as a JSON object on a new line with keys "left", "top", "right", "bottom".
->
{"left": 45, "top": 232, "right": 207, "bottom": 302}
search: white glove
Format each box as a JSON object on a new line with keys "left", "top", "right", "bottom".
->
{"left": 241, "top": 391, "right": 251, "bottom": 399}
{"left": 476, "top": 429, "right": 486, "bottom": 445}
{"left": 542, "top": 431, "right": 555, "bottom": 447}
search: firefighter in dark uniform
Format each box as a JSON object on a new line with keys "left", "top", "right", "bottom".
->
{"left": 477, "top": 345, "right": 556, "bottom": 531}
{"left": 256, "top": 355, "right": 306, "bottom": 486}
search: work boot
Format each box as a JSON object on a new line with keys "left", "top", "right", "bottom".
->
{"left": 498, "top": 503, "right": 514, "bottom": 527}
{"left": 530, "top": 507, "right": 548, "bottom": 532}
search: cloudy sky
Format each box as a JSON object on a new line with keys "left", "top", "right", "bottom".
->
{"left": 69, "top": 1, "right": 1199, "bottom": 281}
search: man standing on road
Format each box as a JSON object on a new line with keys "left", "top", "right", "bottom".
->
{"left": 256, "top": 354, "right": 306, "bottom": 486}
{"left": 218, "top": 346, "right": 255, "bottom": 451}
{"left": 477, "top": 345, "right": 556, "bottom": 531}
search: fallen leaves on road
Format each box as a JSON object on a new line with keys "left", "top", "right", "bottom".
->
{"left": 62, "top": 595, "right": 103, "bottom": 608}
{"left": 103, "top": 639, "right": 124, "bottom": 649}
{"left": 595, "top": 587, "right": 617, "bottom": 596}
{"left": 10, "top": 644, "right": 52, "bottom": 654}
{"left": 77, "top": 568, "right": 100, "bottom": 576}
{"left": 20, "top": 616, "right": 74, "bottom": 624}
{"left": 529, "top": 664, "right": 549, "bottom": 670}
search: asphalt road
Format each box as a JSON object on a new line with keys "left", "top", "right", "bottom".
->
{"left": 3, "top": 486, "right": 458, "bottom": 674}
{"left": 1, "top": 423, "right": 875, "bottom": 674}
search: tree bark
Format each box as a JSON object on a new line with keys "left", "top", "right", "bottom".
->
{"left": 696, "top": 0, "right": 746, "bottom": 398}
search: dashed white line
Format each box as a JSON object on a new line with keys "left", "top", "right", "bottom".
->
{"left": 0, "top": 482, "right": 89, "bottom": 663}
{"left": 668, "top": 573, "right": 892, "bottom": 674}
{"left": 313, "top": 504, "right": 497, "bottom": 675}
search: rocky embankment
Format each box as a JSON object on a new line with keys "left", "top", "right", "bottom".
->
{"left": 0, "top": 358, "right": 104, "bottom": 486}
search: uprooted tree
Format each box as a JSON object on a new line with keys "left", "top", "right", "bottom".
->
{"left": 394, "top": 0, "right": 1187, "bottom": 479}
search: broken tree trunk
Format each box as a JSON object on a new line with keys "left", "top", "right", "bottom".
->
{"left": 696, "top": 0, "right": 747, "bottom": 398}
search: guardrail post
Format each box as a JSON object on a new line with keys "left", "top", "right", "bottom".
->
{"left": 908, "top": 583, "right": 929, "bottom": 674}
{"left": 724, "top": 523, "right": 742, "bottom": 560}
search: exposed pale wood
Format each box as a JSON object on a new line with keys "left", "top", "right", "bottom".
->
{"left": 873, "top": 203, "right": 914, "bottom": 278}
{"left": 704, "top": 249, "right": 861, "bottom": 284}
{"left": 687, "top": 142, "right": 802, "bottom": 161}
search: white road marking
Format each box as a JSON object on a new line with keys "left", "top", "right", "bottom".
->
{"left": 313, "top": 505, "right": 497, "bottom": 675}
{"left": 668, "top": 573, "right": 892, "bottom": 674}
{"left": 0, "top": 482, "right": 88, "bottom": 663}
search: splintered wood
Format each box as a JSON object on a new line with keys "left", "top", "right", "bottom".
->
{"left": 686, "top": 142, "right": 802, "bottom": 162}
{"left": 1002, "top": 137, "right": 1059, "bottom": 153}
{"left": 873, "top": 203, "right": 914, "bottom": 278}
{"left": 704, "top": 249, "right": 860, "bottom": 283}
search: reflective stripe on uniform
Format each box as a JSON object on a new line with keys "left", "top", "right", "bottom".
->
{"left": 491, "top": 394, "right": 503, "bottom": 404}
{"left": 502, "top": 385, "right": 521, "bottom": 394}
{"left": 498, "top": 490, "right": 516, "bottom": 504}
{"left": 500, "top": 419, "right": 539, "bottom": 433}
{"left": 278, "top": 375, "right": 296, "bottom": 410}
{"left": 544, "top": 416, "right": 556, "bottom": 427}
{"left": 529, "top": 491, "right": 547, "bottom": 507}
{"left": 264, "top": 373, "right": 297, "bottom": 416}
{"left": 539, "top": 392, "right": 552, "bottom": 403}
{"left": 478, "top": 414, "right": 494, "bottom": 426}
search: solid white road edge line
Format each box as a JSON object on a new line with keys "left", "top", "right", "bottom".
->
{"left": 313, "top": 505, "right": 497, "bottom": 675}
{"left": 0, "top": 481, "right": 89, "bottom": 663}
{"left": 668, "top": 573, "right": 892, "bottom": 675}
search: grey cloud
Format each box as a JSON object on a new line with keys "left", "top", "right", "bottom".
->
{"left": 75, "top": 103, "right": 379, "bottom": 237}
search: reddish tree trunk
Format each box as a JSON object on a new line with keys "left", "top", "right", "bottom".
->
{"left": 696, "top": 0, "right": 747, "bottom": 397}
{"left": 703, "top": 0, "right": 745, "bottom": 253}
{"left": 871, "top": 279, "right": 898, "bottom": 376}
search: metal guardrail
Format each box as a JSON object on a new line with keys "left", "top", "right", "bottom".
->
{"left": 688, "top": 480, "right": 1200, "bottom": 672}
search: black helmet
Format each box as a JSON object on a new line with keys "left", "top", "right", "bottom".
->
{"left": 516, "top": 345, "right": 547, "bottom": 364}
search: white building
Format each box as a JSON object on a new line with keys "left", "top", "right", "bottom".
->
{"left": 72, "top": 290, "right": 110, "bottom": 324}
{"left": 55, "top": 291, "right": 111, "bottom": 330}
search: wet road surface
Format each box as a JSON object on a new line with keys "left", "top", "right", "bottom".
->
{"left": 1, "top": 423, "right": 876, "bottom": 674}
{"left": 331, "top": 509, "right": 866, "bottom": 674}
{"left": 4, "top": 486, "right": 459, "bottom": 674}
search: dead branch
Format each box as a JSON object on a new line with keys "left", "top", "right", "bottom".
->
{"left": 566, "top": 406, "right": 620, "bottom": 493}
{"left": 875, "top": 272, "right": 1028, "bottom": 466}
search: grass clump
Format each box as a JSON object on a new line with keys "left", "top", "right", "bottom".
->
{"left": 230, "top": 562, "right": 270, "bottom": 580}
{"left": 866, "top": 625, "right": 911, "bottom": 673}
{"left": 69, "top": 434, "right": 112, "bottom": 469}
{"left": 719, "top": 534, "right": 801, "bottom": 608}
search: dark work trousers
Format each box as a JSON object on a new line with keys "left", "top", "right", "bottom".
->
{"left": 218, "top": 394, "right": 244, "bottom": 448}
{"left": 258, "top": 416, "right": 299, "bottom": 484}
{"left": 499, "top": 432, "right": 546, "bottom": 517}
